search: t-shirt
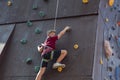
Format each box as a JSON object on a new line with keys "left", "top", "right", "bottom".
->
{"left": 44, "top": 36, "right": 58, "bottom": 49}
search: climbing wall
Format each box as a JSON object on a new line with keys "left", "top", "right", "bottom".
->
{"left": 0, "top": 0, "right": 100, "bottom": 80}
{"left": 93, "top": 0, "right": 120, "bottom": 80}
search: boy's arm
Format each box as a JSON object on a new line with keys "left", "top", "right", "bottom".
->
{"left": 58, "top": 26, "right": 70, "bottom": 39}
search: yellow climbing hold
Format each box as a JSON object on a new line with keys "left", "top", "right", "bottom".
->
{"left": 105, "top": 18, "right": 109, "bottom": 22}
{"left": 7, "top": 1, "right": 12, "bottom": 6}
{"left": 57, "top": 67, "right": 63, "bottom": 72}
{"left": 108, "top": 0, "right": 114, "bottom": 7}
{"left": 100, "top": 58, "right": 103, "bottom": 64}
{"left": 74, "top": 44, "right": 79, "bottom": 49}
{"left": 82, "top": 0, "right": 88, "bottom": 4}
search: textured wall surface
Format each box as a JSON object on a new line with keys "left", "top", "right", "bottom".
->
{"left": 0, "top": 0, "right": 100, "bottom": 80}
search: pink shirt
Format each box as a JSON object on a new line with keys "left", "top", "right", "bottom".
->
{"left": 44, "top": 36, "right": 58, "bottom": 49}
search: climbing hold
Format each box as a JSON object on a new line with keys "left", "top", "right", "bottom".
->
{"left": 34, "top": 66, "right": 40, "bottom": 73}
{"left": 108, "top": 74, "right": 112, "bottom": 79}
{"left": 113, "top": 5, "right": 117, "bottom": 10}
{"left": 105, "top": 18, "right": 109, "bottom": 22}
{"left": 108, "top": 0, "right": 114, "bottom": 7}
{"left": 100, "top": 58, "right": 103, "bottom": 64}
{"left": 117, "top": 22, "right": 120, "bottom": 26}
{"left": 111, "top": 26, "right": 115, "bottom": 30}
{"left": 82, "top": 0, "right": 88, "bottom": 4}
{"left": 27, "top": 20, "right": 33, "bottom": 27}
{"left": 107, "top": 66, "right": 113, "bottom": 72}
{"left": 32, "top": 5, "right": 38, "bottom": 10}
{"left": 35, "top": 28, "right": 42, "bottom": 34}
{"left": 57, "top": 67, "right": 63, "bottom": 72}
{"left": 20, "top": 39, "right": 27, "bottom": 44}
{"left": 39, "top": 11, "right": 45, "bottom": 17}
{"left": 26, "top": 58, "right": 32, "bottom": 64}
{"left": 108, "top": 34, "right": 112, "bottom": 41}
{"left": 74, "top": 44, "right": 79, "bottom": 49}
{"left": 7, "top": 1, "right": 12, "bottom": 6}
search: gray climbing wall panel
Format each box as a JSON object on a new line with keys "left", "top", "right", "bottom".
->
{"left": 0, "top": 0, "right": 99, "bottom": 24}
{"left": 0, "top": 24, "right": 15, "bottom": 64}
{"left": 0, "top": 15, "right": 98, "bottom": 80}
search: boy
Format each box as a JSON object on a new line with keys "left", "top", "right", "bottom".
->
{"left": 35, "top": 26, "right": 70, "bottom": 80}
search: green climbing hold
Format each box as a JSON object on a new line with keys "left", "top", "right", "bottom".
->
{"left": 26, "top": 58, "right": 32, "bottom": 64}
{"left": 39, "top": 11, "right": 45, "bottom": 17}
{"left": 27, "top": 20, "right": 33, "bottom": 27}
{"left": 32, "top": 5, "right": 38, "bottom": 10}
{"left": 34, "top": 66, "right": 40, "bottom": 73}
{"left": 35, "top": 28, "right": 42, "bottom": 34}
{"left": 20, "top": 39, "right": 27, "bottom": 44}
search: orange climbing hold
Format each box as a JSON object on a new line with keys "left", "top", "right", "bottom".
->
{"left": 117, "top": 22, "right": 120, "bottom": 26}
{"left": 82, "top": 0, "right": 88, "bottom": 4}
{"left": 108, "top": 0, "right": 114, "bottom": 7}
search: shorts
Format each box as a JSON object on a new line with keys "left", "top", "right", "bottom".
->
{"left": 40, "top": 50, "right": 61, "bottom": 67}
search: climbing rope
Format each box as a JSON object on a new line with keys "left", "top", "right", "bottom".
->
{"left": 53, "top": 0, "right": 59, "bottom": 30}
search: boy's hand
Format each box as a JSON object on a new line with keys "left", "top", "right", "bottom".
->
{"left": 64, "top": 26, "right": 71, "bottom": 32}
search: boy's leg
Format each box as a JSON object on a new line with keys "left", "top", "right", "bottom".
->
{"left": 56, "top": 50, "right": 67, "bottom": 63}
{"left": 52, "top": 50, "right": 67, "bottom": 68}
{"left": 35, "top": 57, "right": 49, "bottom": 80}
{"left": 35, "top": 67, "right": 46, "bottom": 80}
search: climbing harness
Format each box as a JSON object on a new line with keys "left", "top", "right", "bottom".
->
{"left": 42, "top": 51, "right": 54, "bottom": 62}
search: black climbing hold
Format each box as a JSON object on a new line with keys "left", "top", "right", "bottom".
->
{"left": 111, "top": 26, "right": 115, "bottom": 30}
{"left": 108, "top": 66, "right": 113, "bottom": 72}
{"left": 20, "top": 39, "right": 27, "bottom": 44}
{"left": 112, "top": 53, "right": 114, "bottom": 56}
{"left": 108, "top": 37, "right": 111, "bottom": 41}
{"left": 113, "top": 6, "right": 117, "bottom": 10}
{"left": 35, "top": 28, "right": 42, "bottom": 34}
{"left": 108, "top": 34, "right": 112, "bottom": 41}
{"left": 111, "top": 46, "right": 114, "bottom": 49}
{"left": 32, "top": 5, "right": 38, "bottom": 10}
{"left": 27, "top": 20, "right": 33, "bottom": 27}
{"left": 111, "top": 61, "right": 114, "bottom": 65}
{"left": 39, "top": 11, "right": 45, "bottom": 17}
{"left": 26, "top": 58, "right": 32, "bottom": 64}
{"left": 117, "top": 4, "right": 119, "bottom": 7}
{"left": 34, "top": 66, "right": 40, "bottom": 73}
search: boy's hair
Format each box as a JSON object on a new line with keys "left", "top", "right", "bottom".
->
{"left": 47, "top": 30, "right": 56, "bottom": 35}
